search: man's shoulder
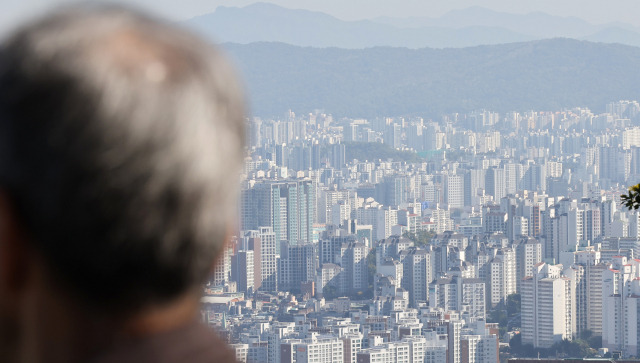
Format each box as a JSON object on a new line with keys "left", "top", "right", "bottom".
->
{"left": 89, "top": 322, "right": 238, "bottom": 363}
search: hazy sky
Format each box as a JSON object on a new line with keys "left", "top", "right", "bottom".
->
{"left": 2, "top": 0, "right": 640, "bottom": 35}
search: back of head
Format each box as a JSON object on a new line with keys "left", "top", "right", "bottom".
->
{"left": 0, "top": 5, "right": 245, "bottom": 312}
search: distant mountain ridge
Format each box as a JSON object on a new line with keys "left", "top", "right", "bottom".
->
{"left": 375, "top": 6, "right": 608, "bottom": 37}
{"left": 223, "top": 39, "right": 640, "bottom": 118}
{"left": 187, "top": 3, "right": 533, "bottom": 48}
{"left": 186, "top": 3, "right": 640, "bottom": 48}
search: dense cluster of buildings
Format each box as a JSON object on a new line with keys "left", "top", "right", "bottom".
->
{"left": 202, "top": 100, "right": 640, "bottom": 361}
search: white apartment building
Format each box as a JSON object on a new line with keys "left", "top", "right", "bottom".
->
{"left": 267, "top": 322, "right": 297, "bottom": 363}
{"left": 623, "top": 127, "right": 640, "bottom": 149}
{"left": 602, "top": 256, "right": 640, "bottom": 357}
{"left": 444, "top": 174, "right": 464, "bottom": 209}
{"left": 212, "top": 244, "right": 233, "bottom": 286}
{"left": 586, "top": 263, "right": 607, "bottom": 336}
{"left": 259, "top": 226, "right": 278, "bottom": 292}
{"left": 566, "top": 250, "right": 605, "bottom": 336}
{"left": 281, "top": 334, "right": 344, "bottom": 363}
{"left": 401, "top": 248, "right": 434, "bottom": 307}
{"left": 230, "top": 344, "right": 249, "bottom": 363}
{"left": 342, "top": 333, "right": 363, "bottom": 363}
{"left": 485, "top": 248, "right": 516, "bottom": 308}
{"left": 430, "top": 276, "right": 486, "bottom": 321}
{"left": 460, "top": 334, "right": 498, "bottom": 363}
{"left": 423, "top": 332, "right": 448, "bottom": 363}
{"left": 356, "top": 337, "right": 427, "bottom": 363}
{"left": 521, "top": 263, "right": 574, "bottom": 348}
{"left": 515, "top": 238, "right": 543, "bottom": 293}
{"left": 432, "top": 208, "right": 454, "bottom": 234}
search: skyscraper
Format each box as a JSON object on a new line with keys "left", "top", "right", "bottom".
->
{"left": 279, "top": 241, "right": 317, "bottom": 292}
{"left": 485, "top": 167, "right": 506, "bottom": 202}
{"left": 232, "top": 249, "right": 255, "bottom": 293}
{"left": 602, "top": 256, "right": 640, "bottom": 357}
{"left": 485, "top": 248, "right": 516, "bottom": 308}
{"left": 281, "top": 334, "right": 344, "bottom": 363}
{"left": 515, "top": 237, "right": 543, "bottom": 293}
{"left": 431, "top": 275, "right": 486, "bottom": 320}
{"left": 384, "top": 123, "right": 402, "bottom": 149}
{"left": 242, "top": 179, "right": 316, "bottom": 250}
{"left": 444, "top": 174, "right": 464, "bottom": 209}
{"left": 521, "top": 263, "right": 573, "bottom": 348}
{"left": 400, "top": 247, "right": 434, "bottom": 307}
{"left": 258, "top": 226, "right": 278, "bottom": 292}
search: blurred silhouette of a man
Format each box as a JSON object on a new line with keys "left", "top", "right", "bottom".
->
{"left": 0, "top": 5, "right": 244, "bottom": 363}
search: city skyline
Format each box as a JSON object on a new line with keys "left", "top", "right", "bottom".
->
{"left": 207, "top": 98, "right": 640, "bottom": 361}
{"left": 4, "top": 2, "right": 638, "bottom": 361}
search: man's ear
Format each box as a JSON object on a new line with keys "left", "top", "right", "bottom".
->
{"left": 0, "top": 190, "right": 30, "bottom": 310}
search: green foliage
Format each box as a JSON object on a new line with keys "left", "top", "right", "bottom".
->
{"left": 621, "top": 184, "right": 640, "bottom": 210}
{"left": 344, "top": 142, "right": 421, "bottom": 163}
{"left": 579, "top": 330, "right": 602, "bottom": 350}
{"left": 564, "top": 339, "right": 593, "bottom": 358}
{"left": 509, "top": 335, "right": 597, "bottom": 359}
{"left": 506, "top": 294, "right": 521, "bottom": 318}
{"left": 320, "top": 250, "right": 376, "bottom": 301}
{"left": 588, "top": 335, "right": 602, "bottom": 349}
{"left": 359, "top": 250, "right": 376, "bottom": 300}
{"left": 403, "top": 230, "right": 435, "bottom": 247}
{"left": 488, "top": 293, "right": 521, "bottom": 334}
{"left": 579, "top": 330, "right": 593, "bottom": 340}
{"left": 322, "top": 285, "right": 339, "bottom": 300}
{"left": 488, "top": 308, "right": 507, "bottom": 326}
{"left": 367, "top": 250, "right": 376, "bottom": 283}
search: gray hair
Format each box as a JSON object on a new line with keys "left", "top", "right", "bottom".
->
{"left": 0, "top": 5, "right": 245, "bottom": 311}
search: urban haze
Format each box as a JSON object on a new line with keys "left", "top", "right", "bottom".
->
{"left": 192, "top": 3, "right": 640, "bottom": 363}
{"left": 3, "top": 1, "right": 637, "bottom": 362}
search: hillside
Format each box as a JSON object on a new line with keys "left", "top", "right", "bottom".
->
{"left": 223, "top": 39, "right": 640, "bottom": 118}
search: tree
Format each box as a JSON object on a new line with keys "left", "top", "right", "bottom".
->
{"left": 488, "top": 309, "right": 507, "bottom": 327}
{"left": 488, "top": 293, "right": 520, "bottom": 337}
{"left": 367, "top": 250, "right": 376, "bottom": 284}
{"left": 357, "top": 250, "right": 376, "bottom": 300}
{"left": 580, "top": 330, "right": 593, "bottom": 340}
{"left": 403, "top": 230, "right": 435, "bottom": 247}
{"left": 588, "top": 335, "right": 602, "bottom": 349}
{"left": 508, "top": 336, "right": 597, "bottom": 359}
{"left": 621, "top": 184, "right": 640, "bottom": 210}
{"left": 323, "top": 285, "right": 339, "bottom": 300}
{"left": 506, "top": 294, "right": 521, "bottom": 317}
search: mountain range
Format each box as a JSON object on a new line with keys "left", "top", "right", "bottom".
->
{"left": 223, "top": 39, "right": 640, "bottom": 118}
{"left": 186, "top": 3, "right": 640, "bottom": 48}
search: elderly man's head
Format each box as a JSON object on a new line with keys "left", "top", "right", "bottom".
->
{"left": 0, "top": 5, "right": 245, "bottom": 362}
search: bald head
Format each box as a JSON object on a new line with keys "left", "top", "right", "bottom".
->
{"left": 0, "top": 5, "right": 245, "bottom": 312}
